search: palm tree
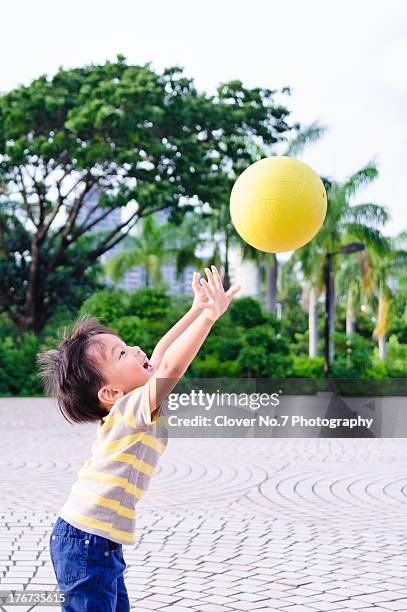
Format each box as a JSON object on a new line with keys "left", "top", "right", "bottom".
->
{"left": 370, "top": 233, "right": 407, "bottom": 360}
{"left": 204, "top": 201, "right": 241, "bottom": 291}
{"left": 336, "top": 251, "right": 374, "bottom": 336}
{"left": 105, "top": 214, "right": 204, "bottom": 288}
{"left": 294, "top": 162, "right": 389, "bottom": 360}
{"left": 165, "top": 212, "right": 209, "bottom": 281}
{"left": 240, "top": 242, "right": 279, "bottom": 313}
{"left": 287, "top": 238, "right": 325, "bottom": 357}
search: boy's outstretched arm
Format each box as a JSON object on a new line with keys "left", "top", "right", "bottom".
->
{"left": 147, "top": 266, "right": 241, "bottom": 414}
{"left": 148, "top": 271, "right": 209, "bottom": 368}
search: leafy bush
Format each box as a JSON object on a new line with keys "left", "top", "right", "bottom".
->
{"left": 109, "top": 315, "right": 149, "bottom": 347}
{"left": 290, "top": 331, "right": 310, "bottom": 356}
{"left": 238, "top": 325, "right": 293, "bottom": 377}
{"left": 190, "top": 354, "right": 242, "bottom": 378}
{"left": 365, "top": 361, "right": 388, "bottom": 379}
{"left": 0, "top": 332, "right": 43, "bottom": 396}
{"left": 280, "top": 281, "right": 308, "bottom": 343}
{"left": 370, "top": 334, "right": 407, "bottom": 377}
{"left": 2, "top": 282, "right": 405, "bottom": 397}
{"left": 330, "top": 332, "right": 372, "bottom": 378}
{"left": 292, "top": 356, "right": 324, "bottom": 378}
{"left": 128, "top": 287, "right": 171, "bottom": 320}
{"left": 80, "top": 288, "right": 130, "bottom": 323}
{"left": 229, "top": 297, "right": 266, "bottom": 328}
{"left": 388, "top": 318, "right": 407, "bottom": 344}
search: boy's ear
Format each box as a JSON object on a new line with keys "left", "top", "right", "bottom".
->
{"left": 98, "top": 386, "right": 124, "bottom": 406}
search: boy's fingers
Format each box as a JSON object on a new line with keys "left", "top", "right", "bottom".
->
{"left": 201, "top": 278, "right": 215, "bottom": 296}
{"left": 204, "top": 267, "right": 217, "bottom": 291}
{"left": 193, "top": 273, "right": 207, "bottom": 296}
{"left": 225, "top": 284, "right": 241, "bottom": 298}
{"left": 210, "top": 265, "right": 222, "bottom": 288}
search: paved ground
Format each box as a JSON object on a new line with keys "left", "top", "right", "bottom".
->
{"left": 0, "top": 398, "right": 406, "bottom": 611}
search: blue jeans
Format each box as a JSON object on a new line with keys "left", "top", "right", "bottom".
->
{"left": 49, "top": 517, "right": 130, "bottom": 611}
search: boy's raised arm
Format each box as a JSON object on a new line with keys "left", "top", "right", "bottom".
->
{"left": 147, "top": 266, "right": 241, "bottom": 415}
{"left": 148, "top": 271, "right": 208, "bottom": 368}
{"left": 149, "top": 305, "right": 201, "bottom": 369}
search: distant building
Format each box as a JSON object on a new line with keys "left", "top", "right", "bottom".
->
{"left": 80, "top": 188, "right": 195, "bottom": 295}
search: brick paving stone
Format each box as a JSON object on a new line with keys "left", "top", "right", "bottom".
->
{"left": 158, "top": 606, "right": 199, "bottom": 612}
{"left": 140, "top": 585, "right": 180, "bottom": 596}
{"left": 198, "top": 606, "right": 234, "bottom": 612}
{"left": 144, "top": 594, "right": 183, "bottom": 605}
{"left": 2, "top": 399, "right": 407, "bottom": 610}
{"left": 303, "top": 602, "right": 343, "bottom": 611}
{"left": 280, "top": 605, "right": 320, "bottom": 612}
{"left": 132, "top": 599, "right": 163, "bottom": 610}
{"left": 170, "top": 590, "right": 207, "bottom": 600}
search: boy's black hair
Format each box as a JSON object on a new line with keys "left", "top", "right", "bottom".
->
{"left": 37, "top": 315, "right": 119, "bottom": 424}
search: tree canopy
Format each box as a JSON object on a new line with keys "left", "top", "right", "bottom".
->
{"left": 0, "top": 55, "right": 297, "bottom": 332}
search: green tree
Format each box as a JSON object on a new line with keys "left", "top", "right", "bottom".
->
{"left": 203, "top": 201, "right": 241, "bottom": 291}
{"left": 285, "top": 234, "right": 325, "bottom": 358}
{"left": 330, "top": 331, "right": 373, "bottom": 378}
{"left": 370, "top": 233, "right": 407, "bottom": 360}
{"left": 277, "top": 267, "right": 308, "bottom": 344}
{"left": 238, "top": 324, "right": 293, "bottom": 377}
{"left": 105, "top": 213, "right": 206, "bottom": 288}
{"left": 336, "top": 250, "right": 373, "bottom": 336}
{"left": 0, "top": 58, "right": 296, "bottom": 333}
{"left": 294, "top": 164, "right": 389, "bottom": 362}
{"left": 229, "top": 297, "right": 266, "bottom": 328}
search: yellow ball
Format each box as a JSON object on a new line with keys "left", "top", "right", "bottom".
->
{"left": 230, "top": 156, "right": 327, "bottom": 253}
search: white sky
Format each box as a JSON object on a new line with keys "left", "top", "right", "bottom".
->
{"left": 2, "top": 0, "right": 406, "bottom": 235}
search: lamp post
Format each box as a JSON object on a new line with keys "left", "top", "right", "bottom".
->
{"left": 324, "top": 242, "right": 365, "bottom": 377}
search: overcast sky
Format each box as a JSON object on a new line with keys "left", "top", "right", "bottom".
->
{"left": 2, "top": 0, "right": 406, "bottom": 235}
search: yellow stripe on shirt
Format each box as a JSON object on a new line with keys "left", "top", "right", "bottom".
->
{"left": 71, "top": 482, "right": 136, "bottom": 519}
{"left": 109, "top": 452, "right": 156, "bottom": 477}
{"left": 78, "top": 468, "right": 147, "bottom": 499}
{"left": 95, "top": 432, "right": 166, "bottom": 456}
{"left": 62, "top": 509, "right": 135, "bottom": 543}
{"left": 123, "top": 387, "right": 145, "bottom": 429}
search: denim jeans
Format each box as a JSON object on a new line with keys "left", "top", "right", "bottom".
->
{"left": 49, "top": 517, "right": 130, "bottom": 611}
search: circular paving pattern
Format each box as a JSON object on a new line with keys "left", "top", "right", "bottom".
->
{"left": 1, "top": 399, "right": 407, "bottom": 611}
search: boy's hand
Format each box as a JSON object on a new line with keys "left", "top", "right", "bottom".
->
{"left": 198, "top": 265, "right": 241, "bottom": 321}
{"left": 191, "top": 271, "right": 210, "bottom": 312}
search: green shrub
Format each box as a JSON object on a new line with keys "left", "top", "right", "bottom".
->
{"left": 190, "top": 354, "right": 242, "bottom": 378}
{"left": 292, "top": 355, "right": 324, "bottom": 378}
{"left": 110, "top": 315, "right": 149, "bottom": 347}
{"left": 238, "top": 325, "right": 293, "bottom": 377}
{"left": 366, "top": 361, "right": 388, "bottom": 379}
{"left": 229, "top": 297, "right": 266, "bottom": 328}
{"left": 81, "top": 288, "right": 130, "bottom": 324}
{"left": 371, "top": 334, "right": 407, "bottom": 377}
{"left": 330, "top": 332, "right": 372, "bottom": 378}
{"left": 128, "top": 287, "right": 171, "bottom": 320}
{"left": 0, "top": 333, "right": 43, "bottom": 396}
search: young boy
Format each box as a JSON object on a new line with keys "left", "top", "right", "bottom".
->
{"left": 37, "top": 265, "right": 240, "bottom": 611}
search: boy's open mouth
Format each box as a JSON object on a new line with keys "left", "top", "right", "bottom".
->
{"left": 142, "top": 358, "right": 154, "bottom": 371}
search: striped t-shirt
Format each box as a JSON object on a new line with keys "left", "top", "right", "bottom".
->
{"left": 59, "top": 380, "right": 168, "bottom": 545}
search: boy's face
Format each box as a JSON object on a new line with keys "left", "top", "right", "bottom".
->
{"left": 90, "top": 333, "right": 155, "bottom": 409}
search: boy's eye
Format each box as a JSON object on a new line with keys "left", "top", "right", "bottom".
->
{"left": 119, "top": 350, "right": 126, "bottom": 359}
